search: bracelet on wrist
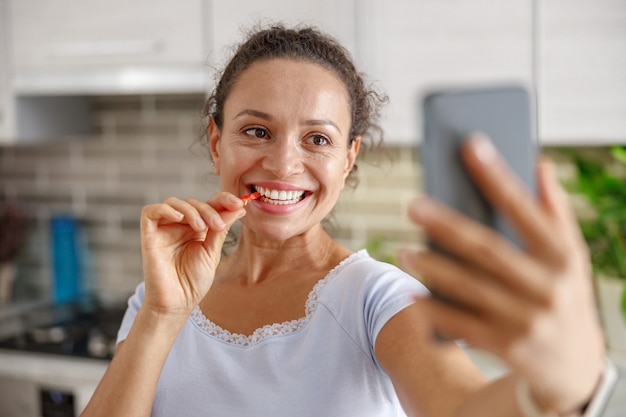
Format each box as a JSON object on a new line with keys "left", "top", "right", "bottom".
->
{"left": 515, "top": 357, "right": 619, "bottom": 417}
{"left": 579, "top": 357, "right": 619, "bottom": 417}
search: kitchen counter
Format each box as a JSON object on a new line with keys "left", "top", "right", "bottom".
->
{"left": 0, "top": 349, "right": 108, "bottom": 416}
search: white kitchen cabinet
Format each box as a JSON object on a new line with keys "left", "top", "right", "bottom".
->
{"left": 356, "top": 0, "right": 533, "bottom": 145}
{"left": 209, "top": 0, "right": 357, "bottom": 67}
{"left": 9, "top": 0, "right": 210, "bottom": 95}
{"left": 0, "top": 0, "right": 14, "bottom": 143}
{"left": 0, "top": 84, "right": 16, "bottom": 146}
{"left": 538, "top": 0, "right": 626, "bottom": 145}
{"left": 11, "top": 0, "right": 207, "bottom": 70}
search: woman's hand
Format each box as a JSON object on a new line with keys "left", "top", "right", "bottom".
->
{"left": 401, "top": 136, "right": 605, "bottom": 414}
{"left": 139, "top": 193, "right": 246, "bottom": 317}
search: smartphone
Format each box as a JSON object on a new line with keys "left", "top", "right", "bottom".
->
{"left": 421, "top": 85, "right": 537, "bottom": 250}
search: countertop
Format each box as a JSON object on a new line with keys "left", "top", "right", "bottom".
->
{"left": 0, "top": 349, "right": 108, "bottom": 414}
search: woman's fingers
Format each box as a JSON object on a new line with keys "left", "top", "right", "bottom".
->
{"left": 416, "top": 296, "right": 500, "bottom": 349}
{"left": 407, "top": 200, "right": 553, "bottom": 305}
{"left": 536, "top": 158, "right": 590, "bottom": 261}
{"left": 401, "top": 248, "right": 547, "bottom": 341}
{"left": 460, "top": 136, "right": 563, "bottom": 265}
{"left": 142, "top": 203, "right": 184, "bottom": 225}
{"left": 158, "top": 193, "right": 244, "bottom": 232}
{"left": 410, "top": 250, "right": 537, "bottom": 320}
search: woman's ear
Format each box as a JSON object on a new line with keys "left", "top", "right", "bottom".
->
{"left": 208, "top": 117, "right": 221, "bottom": 175}
{"left": 343, "top": 136, "right": 361, "bottom": 180}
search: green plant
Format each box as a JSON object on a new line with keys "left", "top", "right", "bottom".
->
{"left": 364, "top": 235, "right": 398, "bottom": 266}
{"left": 565, "top": 146, "right": 626, "bottom": 320}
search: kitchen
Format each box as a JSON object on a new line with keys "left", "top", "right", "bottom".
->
{"left": 1, "top": 0, "right": 625, "bottom": 416}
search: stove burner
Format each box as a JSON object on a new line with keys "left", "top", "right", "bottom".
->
{"left": 0, "top": 301, "right": 126, "bottom": 360}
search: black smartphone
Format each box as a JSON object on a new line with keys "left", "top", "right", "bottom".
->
{"left": 421, "top": 85, "right": 537, "bottom": 250}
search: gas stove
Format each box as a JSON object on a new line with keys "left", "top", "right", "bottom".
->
{"left": 0, "top": 300, "right": 126, "bottom": 360}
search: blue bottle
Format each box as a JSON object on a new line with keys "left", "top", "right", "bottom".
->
{"left": 50, "top": 215, "right": 82, "bottom": 304}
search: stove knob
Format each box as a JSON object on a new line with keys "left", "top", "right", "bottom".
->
{"left": 87, "top": 330, "right": 109, "bottom": 358}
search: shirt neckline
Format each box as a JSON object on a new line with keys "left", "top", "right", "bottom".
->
{"left": 190, "top": 250, "right": 367, "bottom": 346}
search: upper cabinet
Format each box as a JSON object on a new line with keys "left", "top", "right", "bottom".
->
{"left": 9, "top": 0, "right": 211, "bottom": 95}
{"left": 209, "top": 0, "right": 356, "bottom": 64}
{"left": 538, "top": 0, "right": 626, "bottom": 145}
{"left": 1, "top": 0, "right": 624, "bottom": 145}
{"left": 356, "top": 0, "right": 533, "bottom": 145}
{"left": 0, "top": 0, "right": 10, "bottom": 139}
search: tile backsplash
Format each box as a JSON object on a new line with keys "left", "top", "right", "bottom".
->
{"left": 0, "top": 94, "right": 423, "bottom": 304}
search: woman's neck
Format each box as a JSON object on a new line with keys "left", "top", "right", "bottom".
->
{"left": 217, "top": 224, "right": 352, "bottom": 286}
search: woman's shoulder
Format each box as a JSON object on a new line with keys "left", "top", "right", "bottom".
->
{"left": 314, "top": 249, "right": 428, "bottom": 352}
{"left": 321, "top": 249, "right": 428, "bottom": 300}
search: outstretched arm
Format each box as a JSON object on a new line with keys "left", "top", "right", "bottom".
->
{"left": 382, "top": 136, "right": 606, "bottom": 417}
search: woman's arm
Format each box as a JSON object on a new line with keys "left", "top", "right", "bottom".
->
{"left": 80, "top": 309, "right": 188, "bottom": 417}
{"left": 384, "top": 136, "right": 606, "bottom": 417}
{"left": 375, "top": 302, "right": 489, "bottom": 417}
{"left": 376, "top": 307, "right": 587, "bottom": 417}
{"left": 80, "top": 193, "right": 246, "bottom": 417}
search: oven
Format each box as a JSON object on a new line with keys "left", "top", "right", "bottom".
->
{"left": 0, "top": 301, "right": 124, "bottom": 417}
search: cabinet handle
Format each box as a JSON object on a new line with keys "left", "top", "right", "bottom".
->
{"left": 47, "top": 40, "right": 165, "bottom": 59}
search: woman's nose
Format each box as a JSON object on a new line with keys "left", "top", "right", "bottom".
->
{"left": 261, "top": 137, "right": 305, "bottom": 178}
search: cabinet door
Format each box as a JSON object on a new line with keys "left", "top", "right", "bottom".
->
{"left": 538, "top": 0, "right": 626, "bottom": 145}
{"left": 0, "top": 0, "right": 12, "bottom": 143}
{"left": 209, "top": 0, "right": 356, "bottom": 65}
{"left": 357, "top": 0, "right": 533, "bottom": 145}
{"left": 10, "top": 0, "right": 207, "bottom": 71}
{"left": 0, "top": 76, "right": 14, "bottom": 145}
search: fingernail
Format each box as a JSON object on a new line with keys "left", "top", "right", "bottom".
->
{"left": 409, "top": 198, "right": 435, "bottom": 222}
{"left": 213, "top": 217, "right": 226, "bottom": 231}
{"left": 195, "top": 217, "right": 207, "bottom": 230}
{"left": 227, "top": 194, "right": 241, "bottom": 205}
{"left": 468, "top": 132, "right": 497, "bottom": 164}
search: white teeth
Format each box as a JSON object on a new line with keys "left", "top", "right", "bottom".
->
{"left": 255, "top": 186, "right": 305, "bottom": 204}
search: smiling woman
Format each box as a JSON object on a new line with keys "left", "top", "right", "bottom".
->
{"left": 208, "top": 58, "right": 359, "bottom": 238}
{"left": 80, "top": 24, "right": 614, "bottom": 417}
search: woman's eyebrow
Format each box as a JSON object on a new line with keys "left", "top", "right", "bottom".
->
{"left": 304, "top": 119, "right": 342, "bottom": 135}
{"left": 234, "top": 109, "right": 274, "bottom": 121}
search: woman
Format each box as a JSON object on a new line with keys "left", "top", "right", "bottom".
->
{"left": 82, "top": 25, "right": 611, "bottom": 417}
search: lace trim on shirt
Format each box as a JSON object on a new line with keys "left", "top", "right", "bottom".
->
{"left": 191, "top": 250, "right": 366, "bottom": 347}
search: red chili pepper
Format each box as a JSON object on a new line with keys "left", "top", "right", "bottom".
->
{"left": 240, "top": 192, "right": 261, "bottom": 206}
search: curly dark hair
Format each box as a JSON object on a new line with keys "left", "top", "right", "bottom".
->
{"left": 203, "top": 23, "right": 388, "bottom": 186}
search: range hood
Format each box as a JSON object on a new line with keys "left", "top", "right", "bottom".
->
{"left": 3, "top": 65, "right": 211, "bottom": 144}
{"left": 0, "top": 0, "right": 212, "bottom": 143}
{"left": 13, "top": 66, "right": 210, "bottom": 96}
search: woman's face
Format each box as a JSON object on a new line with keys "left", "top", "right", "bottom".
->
{"left": 210, "top": 58, "right": 359, "bottom": 242}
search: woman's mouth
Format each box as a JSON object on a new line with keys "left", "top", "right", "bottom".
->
{"left": 252, "top": 185, "right": 306, "bottom": 206}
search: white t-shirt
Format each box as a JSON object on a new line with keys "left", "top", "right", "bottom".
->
{"left": 117, "top": 250, "right": 429, "bottom": 417}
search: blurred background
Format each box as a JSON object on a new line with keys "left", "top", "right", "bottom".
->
{"left": 0, "top": 1, "right": 625, "bottom": 416}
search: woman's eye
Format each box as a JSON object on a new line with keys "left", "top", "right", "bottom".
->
{"left": 244, "top": 127, "right": 268, "bottom": 139}
{"left": 309, "top": 135, "right": 329, "bottom": 146}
